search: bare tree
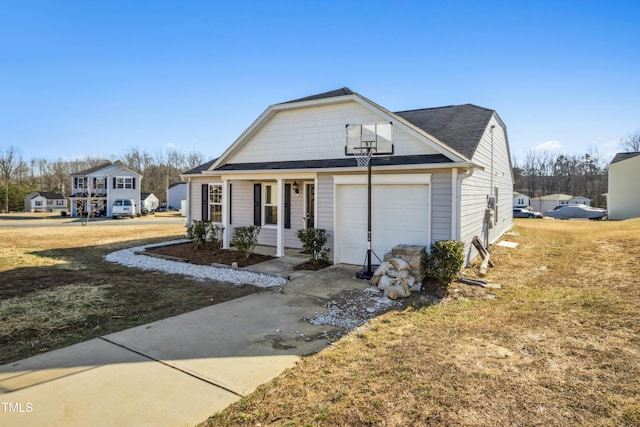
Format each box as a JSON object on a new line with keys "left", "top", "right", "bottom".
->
{"left": 0, "top": 146, "right": 23, "bottom": 213}
{"left": 620, "top": 132, "right": 640, "bottom": 152}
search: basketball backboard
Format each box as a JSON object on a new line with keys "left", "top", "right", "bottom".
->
{"left": 345, "top": 122, "right": 394, "bottom": 156}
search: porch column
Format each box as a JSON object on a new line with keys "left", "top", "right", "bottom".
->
{"left": 276, "top": 178, "right": 284, "bottom": 257}
{"left": 222, "top": 179, "right": 230, "bottom": 249}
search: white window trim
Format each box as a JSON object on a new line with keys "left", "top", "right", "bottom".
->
{"left": 209, "top": 184, "right": 223, "bottom": 223}
{"left": 262, "top": 182, "right": 278, "bottom": 228}
{"left": 115, "top": 176, "right": 134, "bottom": 189}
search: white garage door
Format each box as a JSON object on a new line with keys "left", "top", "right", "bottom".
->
{"left": 335, "top": 182, "right": 429, "bottom": 265}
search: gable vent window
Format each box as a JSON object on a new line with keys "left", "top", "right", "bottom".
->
{"left": 209, "top": 184, "right": 223, "bottom": 223}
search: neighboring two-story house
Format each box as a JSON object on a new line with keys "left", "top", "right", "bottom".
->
{"left": 24, "top": 192, "right": 68, "bottom": 214}
{"left": 69, "top": 162, "right": 142, "bottom": 217}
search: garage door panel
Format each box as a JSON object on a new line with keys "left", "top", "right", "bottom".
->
{"left": 336, "top": 183, "right": 429, "bottom": 265}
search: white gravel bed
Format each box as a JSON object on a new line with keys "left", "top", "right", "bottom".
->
{"left": 104, "top": 239, "right": 288, "bottom": 288}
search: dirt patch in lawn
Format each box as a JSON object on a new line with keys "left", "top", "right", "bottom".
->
{"left": 0, "top": 220, "right": 262, "bottom": 365}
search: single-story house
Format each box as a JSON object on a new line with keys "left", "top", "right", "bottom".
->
{"left": 168, "top": 182, "right": 187, "bottom": 211}
{"left": 608, "top": 152, "right": 640, "bottom": 219}
{"left": 181, "top": 88, "right": 513, "bottom": 266}
{"left": 141, "top": 192, "right": 160, "bottom": 212}
{"left": 24, "top": 192, "right": 68, "bottom": 213}
{"left": 513, "top": 192, "right": 530, "bottom": 208}
{"left": 530, "top": 193, "right": 591, "bottom": 213}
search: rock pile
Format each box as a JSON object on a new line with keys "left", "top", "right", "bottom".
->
{"left": 370, "top": 257, "right": 422, "bottom": 299}
{"left": 385, "top": 244, "right": 426, "bottom": 281}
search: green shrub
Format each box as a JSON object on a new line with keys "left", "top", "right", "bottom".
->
{"left": 231, "top": 225, "right": 260, "bottom": 259}
{"left": 186, "top": 220, "right": 224, "bottom": 253}
{"left": 296, "top": 228, "right": 330, "bottom": 265}
{"left": 423, "top": 240, "right": 464, "bottom": 285}
{"left": 186, "top": 220, "right": 209, "bottom": 250}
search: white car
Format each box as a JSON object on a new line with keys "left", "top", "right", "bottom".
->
{"left": 112, "top": 199, "right": 137, "bottom": 219}
{"left": 543, "top": 205, "right": 607, "bottom": 220}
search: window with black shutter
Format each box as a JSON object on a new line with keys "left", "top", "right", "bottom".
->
{"left": 253, "top": 183, "right": 261, "bottom": 226}
{"left": 284, "top": 183, "right": 291, "bottom": 229}
{"left": 201, "top": 184, "right": 209, "bottom": 220}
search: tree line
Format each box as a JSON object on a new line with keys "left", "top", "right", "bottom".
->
{"left": 0, "top": 146, "right": 207, "bottom": 213}
{"left": 2, "top": 133, "right": 638, "bottom": 213}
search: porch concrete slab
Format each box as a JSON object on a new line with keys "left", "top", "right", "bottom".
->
{"left": 284, "top": 263, "right": 369, "bottom": 299}
{"left": 0, "top": 339, "right": 238, "bottom": 427}
{"left": 242, "top": 255, "right": 312, "bottom": 281}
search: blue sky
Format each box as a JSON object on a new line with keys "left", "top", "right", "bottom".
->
{"left": 2, "top": 0, "right": 639, "bottom": 165}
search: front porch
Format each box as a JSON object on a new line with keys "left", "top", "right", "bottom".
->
{"left": 207, "top": 175, "right": 318, "bottom": 258}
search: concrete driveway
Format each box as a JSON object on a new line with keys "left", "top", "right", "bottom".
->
{"left": 0, "top": 264, "right": 391, "bottom": 427}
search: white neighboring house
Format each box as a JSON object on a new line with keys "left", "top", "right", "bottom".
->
{"left": 24, "top": 192, "right": 68, "bottom": 214}
{"left": 608, "top": 152, "right": 640, "bottom": 219}
{"left": 69, "top": 162, "right": 142, "bottom": 217}
{"left": 530, "top": 193, "right": 591, "bottom": 213}
{"left": 181, "top": 88, "right": 513, "bottom": 266}
{"left": 513, "top": 192, "right": 530, "bottom": 208}
{"left": 168, "top": 182, "right": 187, "bottom": 211}
{"left": 141, "top": 192, "right": 160, "bottom": 212}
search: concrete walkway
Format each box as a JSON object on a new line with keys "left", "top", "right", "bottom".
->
{"left": 0, "top": 263, "right": 368, "bottom": 427}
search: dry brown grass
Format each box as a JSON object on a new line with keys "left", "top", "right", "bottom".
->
{"left": 0, "top": 216, "right": 260, "bottom": 364}
{"left": 201, "top": 219, "right": 640, "bottom": 427}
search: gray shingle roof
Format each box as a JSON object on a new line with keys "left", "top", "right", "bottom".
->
{"left": 214, "top": 154, "right": 452, "bottom": 171}
{"left": 611, "top": 152, "right": 640, "bottom": 164}
{"left": 394, "top": 104, "right": 494, "bottom": 159}
{"left": 71, "top": 162, "right": 114, "bottom": 176}
{"left": 182, "top": 158, "right": 217, "bottom": 175}
{"left": 38, "top": 192, "right": 66, "bottom": 199}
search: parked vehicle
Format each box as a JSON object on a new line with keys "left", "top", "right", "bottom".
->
{"left": 112, "top": 199, "right": 137, "bottom": 219}
{"left": 513, "top": 208, "right": 543, "bottom": 218}
{"left": 543, "top": 205, "right": 608, "bottom": 220}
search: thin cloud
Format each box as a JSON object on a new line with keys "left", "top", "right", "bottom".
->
{"left": 532, "top": 140, "right": 563, "bottom": 153}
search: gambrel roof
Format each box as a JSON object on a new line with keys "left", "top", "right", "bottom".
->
{"left": 183, "top": 88, "right": 502, "bottom": 175}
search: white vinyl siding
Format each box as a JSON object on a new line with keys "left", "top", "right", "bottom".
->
{"left": 316, "top": 174, "right": 334, "bottom": 260}
{"left": 225, "top": 102, "right": 440, "bottom": 165}
{"left": 608, "top": 154, "right": 640, "bottom": 219}
{"left": 430, "top": 171, "right": 453, "bottom": 242}
{"left": 460, "top": 116, "right": 513, "bottom": 264}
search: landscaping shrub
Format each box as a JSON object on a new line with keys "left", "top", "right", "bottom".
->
{"left": 186, "top": 220, "right": 208, "bottom": 250}
{"left": 423, "top": 240, "right": 464, "bottom": 285}
{"left": 231, "top": 225, "right": 260, "bottom": 259}
{"left": 186, "top": 220, "right": 224, "bottom": 253}
{"left": 296, "top": 228, "right": 330, "bottom": 265}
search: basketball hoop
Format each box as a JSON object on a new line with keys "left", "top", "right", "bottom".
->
{"left": 353, "top": 147, "right": 374, "bottom": 167}
{"left": 345, "top": 122, "right": 394, "bottom": 280}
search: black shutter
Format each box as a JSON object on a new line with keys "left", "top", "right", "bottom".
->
{"left": 132, "top": 178, "right": 136, "bottom": 189}
{"left": 253, "top": 183, "right": 261, "bottom": 226}
{"left": 228, "top": 184, "right": 232, "bottom": 225}
{"left": 284, "top": 183, "right": 291, "bottom": 229}
{"left": 113, "top": 177, "right": 116, "bottom": 189}
{"left": 201, "top": 184, "right": 209, "bottom": 220}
